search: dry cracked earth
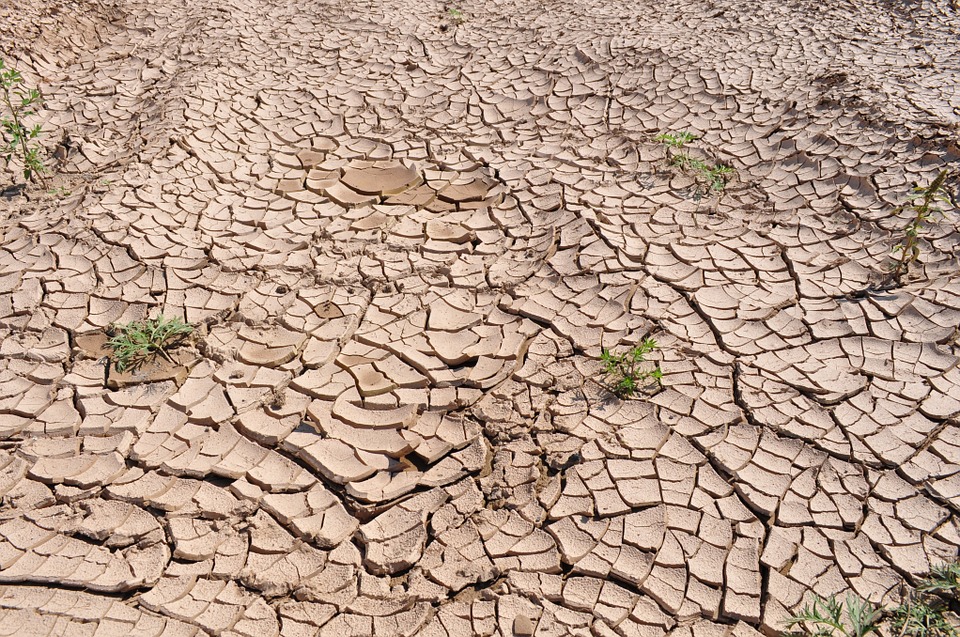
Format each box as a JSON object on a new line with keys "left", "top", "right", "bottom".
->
{"left": 1, "top": 0, "right": 960, "bottom": 635}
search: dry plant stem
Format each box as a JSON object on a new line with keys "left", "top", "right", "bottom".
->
{"left": 897, "top": 600, "right": 912, "bottom": 637}
{"left": 895, "top": 607, "right": 911, "bottom": 637}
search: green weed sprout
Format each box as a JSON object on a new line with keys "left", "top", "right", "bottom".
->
{"left": 889, "top": 170, "right": 952, "bottom": 283}
{"left": 600, "top": 338, "right": 662, "bottom": 398}
{"left": 656, "top": 130, "right": 734, "bottom": 197}
{"left": 891, "top": 562, "right": 960, "bottom": 637}
{"left": 891, "top": 597, "right": 956, "bottom": 637}
{"left": 655, "top": 131, "right": 698, "bottom": 150}
{"left": 108, "top": 315, "right": 194, "bottom": 372}
{"left": 705, "top": 164, "right": 734, "bottom": 192}
{"left": 785, "top": 594, "right": 883, "bottom": 637}
{"left": 448, "top": 8, "right": 465, "bottom": 23}
{"left": 918, "top": 561, "right": 960, "bottom": 595}
{"left": 0, "top": 59, "right": 45, "bottom": 184}
{"left": 785, "top": 561, "right": 960, "bottom": 637}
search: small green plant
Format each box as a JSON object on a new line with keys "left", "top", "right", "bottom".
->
{"left": 889, "top": 170, "right": 952, "bottom": 283}
{"left": 1, "top": 59, "right": 45, "bottom": 184}
{"left": 448, "top": 7, "right": 465, "bottom": 23}
{"left": 892, "top": 562, "right": 960, "bottom": 637}
{"left": 600, "top": 338, "right": 662, "bottom": 398}
{"left": 892, "top": 597, "right": 956, "bottom": 637}
{"left": 656, "top": 131, "right": 734, "bottom": 198}
{"left": 919, "top": 562, "right": 960, "bottom": 594}
{"left": 655, "top": 131, "right": 698, "bottom": 151}
{"left": 703, "top": 164, "right": 734, "bottom": 192}
{"left": 785, "top": 594, "right": 883, "bottom": 637}
{"left": 785, "top": 562, "right": 960, "bottom": 637}
{"left": 108, "top": 315, "right": 194, "bottom": 372}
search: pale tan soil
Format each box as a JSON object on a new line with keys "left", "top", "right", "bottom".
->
{"left": 0, "top": 0, "right": 959, "bottom": 635}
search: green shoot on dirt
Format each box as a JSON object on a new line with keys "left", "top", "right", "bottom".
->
{"left": 655, "top": 131, "right": 698, "bottom": 149}
{"left": 785, "top": 561, "right": 960, "bottom": 637}
{"left": 704, "top": 164, "right": 734, "bottom": 192}
{"left": 108, "top": 315, "right": 194, "bottom": 372}
{"left": 891, "top": 597, "right": 956, "bottom": 637}
{"left": 889, "top": 169, "right": 952, "bottom": 284}
{"left": 892, "top": 561, "right": 960, "bottom": 637}
{"left": 918, "top": 561, "right": 960, "bottom": 594}
{"left": 785, "top": 594, "right": 883, "bottom": 637}
{"left": 657, "top": 130, "right": 734, "bottom": 197}
{"left": 600, "top": 338, "right": 662, "bottom": 398}
{"left": 1, "top": 59, "right": 45, "bottom": 185}
{"left": 448, "top": 8, "right": 465, "bottom": 23}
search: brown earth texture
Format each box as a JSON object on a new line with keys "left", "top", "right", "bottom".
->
{"left": 1, "top": 0, "right": 960, "bottom": 635}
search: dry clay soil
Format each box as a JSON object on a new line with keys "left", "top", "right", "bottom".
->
{"left": 1, "top": 0, "right": 960, "bottom": 635}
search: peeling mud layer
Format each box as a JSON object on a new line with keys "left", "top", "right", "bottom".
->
{"left": 1, "top": 0, "right": 960, "bottom": 635}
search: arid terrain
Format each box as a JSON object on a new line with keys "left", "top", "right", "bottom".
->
{"left": 1, "top": 0, "right": 959, "bottom": 635}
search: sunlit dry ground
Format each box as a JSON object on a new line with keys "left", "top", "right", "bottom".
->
{"left": 1, "top": 0, "right": 959, "bottom": 635}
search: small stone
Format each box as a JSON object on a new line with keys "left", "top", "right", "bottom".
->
{"left": 513, "top": 614, "right": 534, "bottom": 636}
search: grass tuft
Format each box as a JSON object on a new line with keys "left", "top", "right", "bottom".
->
{"left": 919, "top": 562, "right": 960, "bottom": 595}
{"left": 785, "top": 594, "right": 883, "bottom": 637}
{"left": 108, "top": 315, "right": 194, "bottom": 372}
{"left": 891, "top": 597, "right": 956, "bottom": 637}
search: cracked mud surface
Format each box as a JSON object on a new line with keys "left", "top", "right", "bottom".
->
{"left": 1, "top": 0, "right": 960, "bottom": 635}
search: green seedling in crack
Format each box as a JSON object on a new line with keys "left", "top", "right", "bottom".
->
{"left": 679, "top": 158, "right": 734, "bottom": 200}
{"left": 889, "top": 169, "right": 952, "bottom": 284}
{"left": 704, "top": 164, "right": 734, "bottom": 192}
{"left": 785, "top": 594, "right": 883, "bottom": 637}
{"left": 655, "top": 131, "right": 698, "bottom": 153}
{"left": 448, "top": 8, "right": 465, "bottom": 24}
{"left": 599, "top": 338, "right": 663, "bottom": 398}
{"left": 1, "top": 59, "right": 45, "bottom": 185}
{"left": 656, "top": 130, "right": 734, "bottom": 198}
{"left": 891, "top": 597, "right": 957, "bottom": 637}
{"left": 893, "top": 561, "right": 960, "bottom": 637}
{"left": 785, "top": 561, "right": 960, "bottom": 637}
{"left": 656, "top": 131, "right": 698, "bottom": 172}
{"left": 108, "top": 315, "right": 194, "bottom": 372}
{"left": 918, "top": 561, "right": 960, "bottom": 594}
